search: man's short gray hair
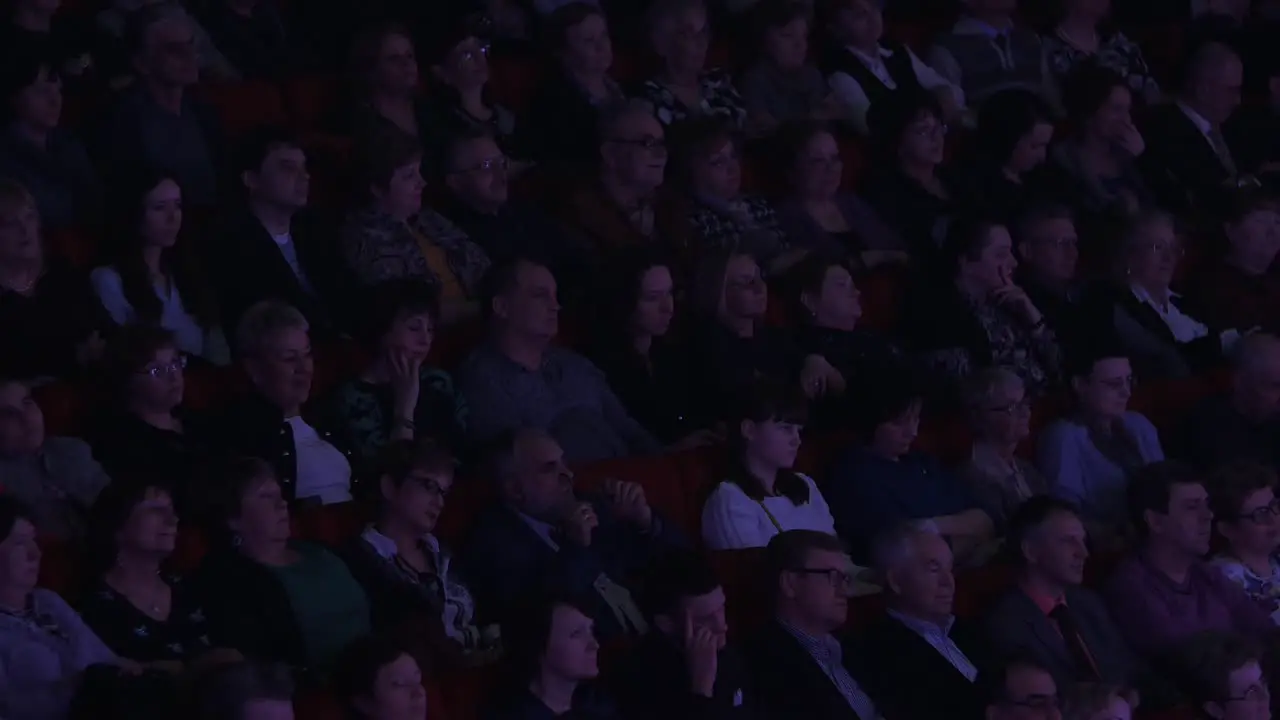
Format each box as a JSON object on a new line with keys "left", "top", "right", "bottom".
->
{"left": 960, "top": 367, "right": 1023, "bottom": 413}
{"left": 869, "top": 520, "right": 940, "bottom": 576}
{"left": 235, "top": 300, "right": 308, "bottom": 358}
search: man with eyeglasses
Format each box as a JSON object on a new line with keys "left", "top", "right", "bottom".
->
{"left": 1012, "top": 204, "right": 1087, "bottom": 348}
{"left": 1169, "top": 631, "right": 1272, "bottom": 720}
{"left": 981, "top": 658, "right": 1063, "bottom": 720}
{"left": 746, "top": 529, "right": 881, "bottom": 720}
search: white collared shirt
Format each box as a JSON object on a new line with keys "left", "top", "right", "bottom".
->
{"left": 1176, "top": 101, "right": 1234, "bottom": 169}
{"left": 1130, "top": 284, "right": 1208, "bottom": 343}
{"left": 887, "top": 609, "right": 979, "bottom": 681}
{"left": 828, "top": 44, "right": 964, "bottom": 133}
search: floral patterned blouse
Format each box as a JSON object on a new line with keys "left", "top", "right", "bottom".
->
{"left": 638, "top": 69, "right": 748, "bottom": 129}
{"left": 78, "top": 574, "right": 213, "bottom": 662}
{"left": 1211, "top": 554, "right": 1280, "bottom": 625}
{"left": 1043, "top": 28, "right": 1161, "bottom": 104}
{"left": 688, "top": 195, "right": 789, "bottom": 266}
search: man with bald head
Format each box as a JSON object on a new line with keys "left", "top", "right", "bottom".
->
{"left": 1140, "top": 40, "right": 1245, "bottom": 214}
{"left": 858, "top": 523, "right": 985, "bottom": 720}
{"left": 1182, "top": 332, "right": 1280, "bottom": 471}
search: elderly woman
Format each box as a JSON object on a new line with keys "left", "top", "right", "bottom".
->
{"left": 323, "top": 280, "right": 467, "bottom": 476}
{"left": 0, "top": 377, "right": 111, "bottom": 539}
{"left": 737, "top": 0, "right": 834, "bottom": 131}
{"left": 638, "top": 0, "right": 747, "bottom": 130}
{"left": 220, "top": 300, "right": 355, "bottom": 506}
{"left": 1208, "top": 462, "right": 1280, "bottom": 625}
{"left": 342, "top": 132, "right": 489, "bottom": 325}
{"left": 340, "top": 440, "right": 500, "bottom": 671}
{"left": 193, "top": 458, "right": 371, "bottom": 677}
{"left": 958, "top": 367, "right": 1048, "bottom": 531}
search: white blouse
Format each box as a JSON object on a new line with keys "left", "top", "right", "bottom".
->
{"left": 289, "top": 416, "right": 353, "bottom": 505}
{"left": 90, "top": 265, "right": 230, "bottom": 365}
{"left": 701, "top": 473, "right": 837, "bottom": 550}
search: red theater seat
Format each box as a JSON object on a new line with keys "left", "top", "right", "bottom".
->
{"left": 201, "top": 80, "right": 288, "bottom": 137}
{"left": 282, "top": 75, "right": 341, "bottom": 131}
{"left": 45, "top": 227, "right": 97, "bottom": 269}
{"left": 33, "top": 381, "right": 88, "bottom": 437}
{"left": 293, "top": 502, "right": 369, "bottom": 546}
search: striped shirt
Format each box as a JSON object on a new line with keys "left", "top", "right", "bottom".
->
{"left": 887, "top": 610, "right": 979, "bottom": 681}
{"left": 780, "top": 620, "right": 880, "bottom": 720}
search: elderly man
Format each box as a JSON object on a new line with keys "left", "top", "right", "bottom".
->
{"left": 1181, "top": 332, "right": 1280, "bottom": 471}
{"left": 858, "top": 523, "right": 985, "bottom": 720}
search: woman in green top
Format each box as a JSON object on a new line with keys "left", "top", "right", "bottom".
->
{"left": 194, "top": 457, "right": 372, "bottom": 680}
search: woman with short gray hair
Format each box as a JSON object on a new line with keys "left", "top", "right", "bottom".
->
{"left": 957, "top": 367, "right": 1048, "bottom": 531}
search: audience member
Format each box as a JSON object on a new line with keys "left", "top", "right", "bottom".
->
{"left": 702, "top": 381, "right": 836, "bottom": 549}
{"left": 1062, "top": 683, "right": 1134, "bottom": 720}
{"left": 773, "top": 121, "right": 906, "bottom": 270}
{"left": 1042, "top": 0, "right": 1160, "bottom": 104}
{"left": 332, "top": 635, "right": 429, "bottom": 720}
{"left": 639, "top": 0, "right": 746, "bottom": 130}
{"left": 958, "top": 367, "right": 1047, "bottom": 531}
{"left": 746, "top": 530, "right": 881, "bottom": 720}
{"left": 1012, "top": 204, "right": 1089, "bottom": 346}
{"left": 1038, "top": 347, "right": 1162, "bottom": 535}
{"left": 340, "top": 439, "right": 499, "bottom": 671}
{"left": 0, "top": 377, "right": 110, "bottom": 539}
{"left": 95, "top": 0, "right": 235, "bottom": 83}
{"left": 1165, "top": 631, "right": 1271, "bottom": 720}
{"left": 100, "top": 6, "right": 224, "bottom": 206}
{"left": 91, "top": 171, "right": 229, "bottom": 365}
{"left": 860, "top": 524, "right": 984, "bottom": 720}
{"left": 1181, "top": 332, "right": 1280, "bottom": 471}
{"left": 1208, "top": 462, "right": 1280, "bottom": 624}
{"left": 827, "top": 376, "right": 993, "bottom": 563}
{"left": 0, "top": 52, "right": 100, "bottom": 230}
{"left": 199, "top": 0, "right": 303, "bottom": 80}
{"left": 343, "top": 132, "right": 489, "bottom": 323}
{"left": 483, "top": 595, "right": 621, "bottom": 719}
{"left": 819, "top": 0, "right": 963, "bottom": 134}
{"left": 195, "top": 661, "right": 296, "bottom": 720}
{"left": 926, "top": 0, "right": 1054, "bottom": 108}
{"left": 220, "top": 301, "right": 356, "bottom": 505}
{"left": 1105, "top": 461, "right": 1272, "bottom": 655}
{"left": 981, "top": 658, "right": 1063, "bottom": 720}
{"left": 1187, "top": 190, "right": 1280, "bottom": 334}
{"left": 737, "top": 0, "right": 833, "bottom": 131}
{"left": 612, "top": 551, "right": 763, "bottom": 718}
{"left": 461, "top": 428, "right": 684, "bottom": 639}
{"left": 964, "top": 90, "right": 1055, "bottom": 223}
{"left": 460, "top": 258, "right": 661, "bottom": 462}
{"left": 347, "top": 23, "right": 434, "bottom": 148}
{"left": 324, "top": 280, "right": 467, "bottom": 475}
{"left": 0, "top": 0, "right": 94, "bottom": 82}
{"left": 194, "top": 457, "right": 371, "bottom": 676}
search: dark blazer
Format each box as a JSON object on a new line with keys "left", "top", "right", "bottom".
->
{"left": 611, "top": 632, "right": 766, "bottom": 720}
{"left": 191, "top": 544, "right": 310, "bottom": 669}
{"left": 857, "top": 613, "right": 986, "bottom": 720}
{"left": 1090, "top": 284, "right": 1223, "bottom": 381}
{"left": 745, "top": 621, "right": 872, "bottom": 720}
{"left": 1138, "top": 103, "right": 1236, "bottom": 216}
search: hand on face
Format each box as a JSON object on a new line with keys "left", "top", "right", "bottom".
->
{"left": 684, "top": 612, "right": 719, "bottom": 697}
{"left": 561, "top": 501, "right": 599, "bottom": 547}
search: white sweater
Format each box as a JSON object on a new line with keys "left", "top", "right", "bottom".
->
{"left": 701, "top": 473, "right": 837, "bottom": 550}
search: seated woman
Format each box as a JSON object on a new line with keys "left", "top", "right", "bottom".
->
{"left": 689, "top": 250, "right": 841, "bottom": 422}
{"left": 340, "top": 439, "right": 500, "bottom": 671}
{"left": 324, "top": 280, "right": 467, "bottom": 475}
{"left": 482, "top": 595, "right": 620, "bottom": 720}
{"left": 333, "top": 635, "right": 429, "bottom": 720}
{"left": 80, "top": 482, "right": 240, "bottom": 672}
{"left": 826, "top": 375, "right": 994, "bottom": 565}
{"left": 1096, "top": 210, "right": 1239, "bottom": 380}
{"left": 673, "top": 118, "right": 796, "bottom": 274}
{"left": 0, "top": 377, "right": 111, "bottom": 538}
{"left": 638, "top": 0, "right": 747, "bottom": 130}
{"left": 0, "top": 53, "right": 100, "bottom": 230}
{"left": 774, "top": 121, "right": 907, "bottom": 270}
{"left": 90, "top": 172, "right": 229, "bottom": 365}
{"left": 194, "top": 457, "right": 371, "bottom": 678}
{"left": 1037, "top": 346, "right": 1162, "bottom": 540}
{"left": 1042, "top": 0, "right": 1159, "bottom": 105}
{"left": 347, "top": 23, "right": 437, "bottom": 147}
{"left": 957, "top": 367, "right": 1048, "bottom": 532}
{"left": 525, "top": 3, "right": 626, "bottom": 172}
{"left": 220, "top": 301, "right": 356, "bottom": 506}
{"left": 0, "top": 496, "right": 128, "bottom": 720}
{"left": 902, "top": 216, "right": 1063, "bottom": 401}
{"left": 0, "top": 179, "right": 109, "bottom": 380}
{"left": 962, "top": 90, "right": 1055, "bottom": 223}
{"left": 342, "top": 132, "right": 490, "bottom": 325}
{"left": 589, "top": 248, "right": 711, "bottom": 446}
{"left": 87, "top": 325, "right": 215, "bottom": 505}
{"left": 861, "top": 91, "right": 963, "bottom": 260}
{"left": 702, "top": 380, "right": 836, "bottom": 549}
{"left": 194, "top": 661, "right": 296, "bottom": 720}
{"left": 1186, "top": 190, "right": 1280, "bottom": 334}
{"left": 737, "top": 0, "right": 835, "bottom": 132}
{"left": 1207, "top": 462, "right": 1280, "bottom": 625}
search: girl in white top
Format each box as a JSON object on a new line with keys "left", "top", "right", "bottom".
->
{"left": 702, "top": 382, "right": 837, "bottom": 549}
{"left": 90, "top": 173, "right": 230, "bottom": 365}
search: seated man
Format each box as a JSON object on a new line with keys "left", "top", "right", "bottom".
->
{"left": 859, "top": 523, "right": 984, "bottom": 720}
{"left": 611, "top": 551, "right": 764, "bottom": 719}
{"left": 745, "top": 530, "right": 881, "bottom": 720}
{"left": 460, "top": 428, "right": 684, "bottom": 640}
{"left": 1180, "top": 332, "right": 1280, "bottom": 472}
{"left": 1105, "top": 461, "right": 1273, "bottom": 656}
{"left": 458, "top": 257, "right": 662, "bottom": 463}
{"left": 980, "top": 657, "right": 1062, "bottom": 720}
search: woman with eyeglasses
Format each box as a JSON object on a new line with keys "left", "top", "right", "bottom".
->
{"left": 1166, "top": 631, "right": 1271, "bottom": 720}
{"left": 1037, "top": 345, "right": 1162, "bottom": 540}
{"left": 958, "top": 367, "right": 1048, "bottom": 532}
{"left": 1209, "top": 462, "right": 1280, "bottom": 625}
{"left": 90, "top": 170, "right": 229, "bottom": 366}
{"left": 87, "top": 325, "right": 215, "bottom": 510}
{"left": 339, "top": 439, "right": 500, "bottom": 672}
{"left": 639, "top": 0, "right": 747, "bottom": 131}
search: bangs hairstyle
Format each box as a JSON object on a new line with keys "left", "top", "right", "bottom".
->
{"left": 851, "top": 368, "right": 922, "bottom": 439}
{"left": 101, "top": 323, "right": 178, "bottom": 391}
{"left": 866, "top": 89, "right": 944, "bottom": 163}
{"left": 1207, "top": 461, "right": 1278, "bottom": 523}
{"left": 668, "top": 116, "right": 740, "bottom": 189}
{"left": 377, "top": 437, "right": 458, "bottom": 486}
{"left": 87, "top": 480, "right": 175, "bottom": 574}
{"left": 503, "top": 593, "right": 596, "bottom": 684}
{"left": 360, "top": 278, "right": 440, "bottom": 348}
{"left": 354, "top": 131, "right": 423, "bottom": 200}
{"left": 974, "top": 89, "right": 1052, "bottom": 168}
{"left": 728, "top": 379, "right": 810, "bottom": 505}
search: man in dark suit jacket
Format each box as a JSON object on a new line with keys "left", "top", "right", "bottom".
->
{"left": 984, "top": 497, "right": 1174, "bottom": 707}
{"left": 858, "top": 523, "right": 986, "bottom": 720}
{"left": 745, "top": 530, "right": 881, "bottom": 720}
